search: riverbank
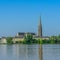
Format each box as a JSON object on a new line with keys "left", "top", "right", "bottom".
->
{"left": 0, "top": 39, "right": 60, "bottom": 44}
{"left": 0, "top": 34, "right": 60, "bottom": 44}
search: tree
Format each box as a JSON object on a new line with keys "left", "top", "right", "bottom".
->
{"left": 49, "top": 36, "right": 57, "bottom": 44}
{"left": 57, "top": 35, "right": 60, "bottom": 40}
{"left": 24, "top": 33, "right": 33, "bottom": 44}
{"left": 57, "top": 35, "right": 60, "bottom": 43}
{"left": 6, "top": 37, "right": 13, "bottom": 44}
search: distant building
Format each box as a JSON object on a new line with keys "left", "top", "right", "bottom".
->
{"left": 38, "top": 16, "right": 42, "bottom": 37}
{"left": 13, "top": 32, "right": 36, "bottom": 43}
{"left": 0, "top": 16, "right": 49, "bottom": 44}
{"left": 0, "top": 37, "right": 7, "bottom": 44}
{"left": 16, "top": 32, "right": 36, "bottom": 38}
{"left": 16, "top": 32, "right": 25, "bottom": 37}
{"left": 35, "top": 16, "right": 49, "bottom": 40}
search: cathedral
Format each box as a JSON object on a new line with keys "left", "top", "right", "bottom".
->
{"left": 16, "top": 16, "right": 42, "bottom": 38}
{"left": 38, "top": 16, "right": 42, "bottom": 37}
{"left": 0, "top": 16, "right": 49, "bottom": 44}
{"left": 12, "top": 16, "right": 49, "bottom": 43}
{"left": 13, "top": 16, "right": 43, "bottom": 39}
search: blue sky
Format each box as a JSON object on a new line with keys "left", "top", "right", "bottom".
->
{"left": 0, "top": 0, "right": 60, "bottom": 37}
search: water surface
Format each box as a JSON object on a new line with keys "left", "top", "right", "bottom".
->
{"left": 0, "top": 44, "right": 60, "bottom": 60}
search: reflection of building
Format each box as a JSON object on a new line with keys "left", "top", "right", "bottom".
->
{"left": 12, "top": 45, "right": 28, "bottom": 60}
{"left": 39, "top": 44, "right": 43, "bottom": 60}
{"left": 0, "top": 16, "right": 49, "bottom": 44}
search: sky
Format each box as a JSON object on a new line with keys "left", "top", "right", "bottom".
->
{"left": 0, "top": 0, "right": 60, "bottom": 37}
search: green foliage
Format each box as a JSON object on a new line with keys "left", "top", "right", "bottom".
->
{"left": 37, "top": 39, "right": 49, "bottom": 44}
{"left": 5, "top": 35, "right": 60, "bottom": 44}
{"left": 31, "top": 39, "right": 38, "bottom": 43}
{"left": 15, "top": 40, "right": 26, "bottom": 44}
{"left": 24, "top": 34, "right": 32, "bottom": 44}
{"left": 6, "top": 37, "right": 13, "bottom": 44}
{"left": 57, "top": 35, "right": 60, "bottom": 40}
{"left": 50, "top": 40, "right": 55, "bottom": 44}
{"left": 50, "top": 36, "right": 57, "bottom": 40}
{"left": 56, "top": 35, "right": 60, "bottom": 43}
{"left": 24, "top": 33, "right": 39, "bottom": 44}
{"left": 49, "top": 36, "right": 57, "bottom": 44}
{"left": 42, "top": 40, "right": 49, "bottom": 44}
{"left": 37, "top": 39, "right": 40, "bottom": 44}
{"left": 49, "top": 35, "right": 60, "bottom": 44}
{"left": 40, "top": 39, "right": 43, "bottom": 44}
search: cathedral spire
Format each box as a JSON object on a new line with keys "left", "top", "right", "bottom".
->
{"left": 38, "top": 16, "right": 42, "bottom": 37}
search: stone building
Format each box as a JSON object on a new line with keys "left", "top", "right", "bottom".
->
{"left": 35, "top": 16, "right": 49, "bottom": 40}
{"left": 38, "top": 16, "right": 42, "bottom": 37}
{"left": 0, "top": 37, "right": 7, "bottom": 44}
{"left": 0, "top": 16, "right": 49, "bottom": 44}
{"left": 12, "top": 32, "right": 36, "bottom": 43}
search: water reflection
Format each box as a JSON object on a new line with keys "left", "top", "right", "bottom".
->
{"left": 43, "top": 44, "right": 60, "bottom": 60}
{"left": 13, "top": 44, "right": 27, "bottom": 60}
{"left": 26, "top": 45, "right": 39, "bottom": 60}
{"left": 0, "top": 44, "right": 60, "bottom": 60}
{"left": 6, "top": 44, "right": 39, "bottom": 60}
{"left": 39, "top": 44, "right": 43, "bottom": 60}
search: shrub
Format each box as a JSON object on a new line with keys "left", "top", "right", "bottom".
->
{"left": 6, "top": 37, "right": 13, "bottom": 44}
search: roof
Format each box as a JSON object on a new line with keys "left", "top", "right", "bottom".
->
{"left": 14, "top": 36, "right": 24, "bottom": 38}
{"left": 26, "top": 32, "right": 36, "bottom": 35}
{"left": 17, "top": 32, "right": 36, "bottom": 35}
{"left": 17, "top": 32, "right": 25, "bottom": 35}
{"left": 34, "top": 36, "right": 49, "bottom": 38}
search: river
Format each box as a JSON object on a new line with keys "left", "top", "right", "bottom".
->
{"left": 0, "top": 44, "right": 60, "bottom": 60}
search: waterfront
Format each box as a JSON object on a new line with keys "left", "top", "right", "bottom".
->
{"left": 0, "top": 44, "right": 60, "bottom": 60}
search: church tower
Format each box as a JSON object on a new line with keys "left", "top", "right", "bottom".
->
{"left": 38, "top": 16, "right": 42, "bottom": 37}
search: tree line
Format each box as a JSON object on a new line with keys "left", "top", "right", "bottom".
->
{"left": 6, "top": 34, "right": 60, "bottom": 44}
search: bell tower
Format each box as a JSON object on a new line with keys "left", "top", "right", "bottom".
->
{"left": 38, "top": 16, "right": 42, "bottom": 37}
